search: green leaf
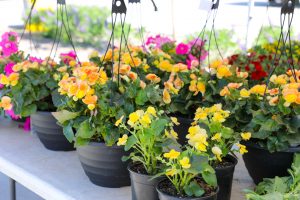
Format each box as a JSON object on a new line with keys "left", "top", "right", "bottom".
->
{"left": 76, "top": 120, "right": 95, "bottom": 139}
{"left": 202, "top": 165, "right": 217, "bottom": 187}
{"left": 150, "top": 119, "right": 168, "bottom": 136}
{"left": 52, "top": 110, "right": 80, "bottom": 124}
{"left": 184, "top": 180, "right": 205, "bottom": 197}
{"left": 125, "top": 135, "right": 137, "bottom": 151}
{"left": 63, "top": 123, "right": 75, "bottom": 143}
{"left": 135, "top": 90, "right": 148, "bottom": 105}
{"left": 21, "top": 104, "right": 37, "bottom": 117}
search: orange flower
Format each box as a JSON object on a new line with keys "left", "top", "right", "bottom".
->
{"left": 269, "top": 96, "right": 279, "bottom": 106}
{"left": 163, "top": 89, "right": 171, "bottom": 104}
{"left": 227, "top": 83, "right": 242, "bottom": 89}
{"left": 0, "top": 96, "right": 12, "bottom": 110}
{"left": 250, "top": 85, "right": 267, "bottom": 96}
{"left": 128, "top": 72, "right": 138, "bottom": 81}
{"left": 146, "top": 74, "right": 161, "bottom": 83}
{"left": 220, "top": 86, "right": 230, "bottom": 97}
{"left": 76, "top": 81, "right": 89, "bottom": 99}
{"left": 114, "top": 64, "right": 131, "bottom": 75}
{"left": 140, "top": 81, "right": 146, "bottom": 89}
{"left": 82, "top": 95, "right": 97, "bottom": 110}
{"left": 216, "top": 65, "right": 232, "bottom": 79}
{"left": 268, "top": 88, "right": 279, "bottom": 96}
{"left": 88, "top": 72, "right": 100, "bottom": 85}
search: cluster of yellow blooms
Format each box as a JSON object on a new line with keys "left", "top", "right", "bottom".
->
{"left": 0, "top": 73, "right": 19, "bottom": 87}
{"left": 163, "top": 149, "right": 191, "bottom": 176}
{"left": 189, "top": 73, "right": 206, "bottom": 96}
{"left": 209, "top": 60, "right": 233, "bottom": 79}
{"left": 0, "top": 96, "right": 12, "bottom": 111}
{"left": 58, "top": 64, "right": 108, "bottom": 110}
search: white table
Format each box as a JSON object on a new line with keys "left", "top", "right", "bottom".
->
{"left": 0, "top": 119, "right": 131, "bottom": 200}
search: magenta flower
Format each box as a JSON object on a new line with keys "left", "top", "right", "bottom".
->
{"left": 29, "top": 56, "right": 43, "bottom": 64}
{"left": 60, "top": 51, "right": 77, "bottom": 64}
{"left": 176, "top": 43, "right": 189, "bottom": 55}
{"left": 146, "top": 35, "right": 174, "bottom": 48}
{"left": 4, "top": 62, "right": 15, "bottom": 76}
{"left": 0, "top": 84, "right": 4, "bottom": 89}
{"left": 0, "top": 41, "right": 18, "bottom": 57}
{"left": 5, "top": 109, "right": 21, "bottom": 120}
{"left": 1, "top": 31, "right": 18, "bottom": 43}
{"left": 23, "top": 117, "right": 31, "bottom": 132}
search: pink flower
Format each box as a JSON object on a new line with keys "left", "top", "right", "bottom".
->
{"left": 23, "top": 117, "right": 31, "bottom": 132}
{"left": 146, "top": 35, "right": 174, "bottom": 48}
{"left": 5, "top": 109, "right": 20, "bottom": 120}
{"left": 29, "top": 56, "right": 43, "bottom": 64}
{"left": 176, "top": 43, "right": 189, "bottom": 55}
{"left": 0, "top": 41, "right": 18, "bottom": 57}
{"left": 1, "top": 32, "right": 18, "bottom": 43}
{"left": 0, "top": 84, "right": 4, "bottom": 89}
{"left": 60, "top": 51, "right": 77, "bottom": 64}
{"left": 4, "top": 62, "right": 15, "bottom": 76}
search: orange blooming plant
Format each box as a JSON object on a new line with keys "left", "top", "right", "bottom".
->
{"left": 220, "top": 70, "right": 300, "bottom": 152}
{"left": 53, "top": 49, "right": 176, "bottom": 146}
{"left": 0, "top": 53, "right": 73, "bottom": 117}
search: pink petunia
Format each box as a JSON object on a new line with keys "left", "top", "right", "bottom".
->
{"left": 176, "top": 43, "right": 189, "bottom": 55}
{"left": 23, "top": 117, "right": 31, "bottom": 132}
{"left": 0, "top": 41, "right": 18, "bottom": 57}
{"left": 1, "top": 31, "right": 18, "bottom": 43}
{"left": 4, "top": 62, "right": 15, "bottom": 76}
{"left": 60, "top": 51, "right": 77, "bottom": 64}
{"left": 29, "top": 56, "right": 43, "bottom": 64}
{"left": 5, "top": 109, "right": 21, "bottom": 120}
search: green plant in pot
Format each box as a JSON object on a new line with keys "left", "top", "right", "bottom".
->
{"left": 116, "top": 107, "right": 179, "bottom": 200}
{"left": 245, "top": 153, "right": 300, "bottom": 200}
{"left": 53, "top": 54, "right": 174, "bottom": 187}
{"left": 191, "top": 103, "right": 250, "bottom": 200}
{"left": 0, "top": 53, "right": 74, "bottom": 151}
{"left": 220, "top": 71, "right": 300, "bottom": 184}
{"left": 155, "top": 147, "right": 218, "bottom": 200}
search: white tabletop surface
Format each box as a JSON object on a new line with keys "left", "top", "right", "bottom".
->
{"left": 0, "top": 118, "right": 131, "bottom": 200}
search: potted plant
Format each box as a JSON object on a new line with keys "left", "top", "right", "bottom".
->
{"left": 191, "top": 104, "right": 250, "bottom": 200}
{"left": 245, "top": 153, "right": 300, "bottom": 199}
{"left": 0, "top": 47, "right": 74, "bottom": 151}
{"left": 220, "top": 71, "right": 300, "bottom": 184}
{"left": 155, "top": 147, "right": 218, "bottom": 200}
{"left": 116, "top": 107, "right": 178, "bottom": 200}
{"left": 54, "top": 49, "right": 174, "bottom": 187}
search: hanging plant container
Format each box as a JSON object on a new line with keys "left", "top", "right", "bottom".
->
{"left": 242, "top": 140, "right": 300, "bottom": 184}
{"left": 31, "top": 111, "right": 75, "bottom": 151}
{"left": 156, "top": 179, "right": 218, "bottom": 200}
{"left": 214, "top": 154, "right": 237, "bottom": 200}
{"left": 77, "top": 142, "right": 130, "bottom": 188}
{"left": 172, "top": 116, "right": 193, "bottom": 145}
{"left": 128, "top": 163, "right": 162, "bottom": 200}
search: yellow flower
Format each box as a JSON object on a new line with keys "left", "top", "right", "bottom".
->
{"left": 158, "top": 60, "right": 173, "bottom": 72}
{"left": 140, "top": 114, "right": 151, "bottom": 127}
{"left": 212, "top": 112, "right": 225, "bottom": 123}
{"left": 164, "top": 149, "right": 180, "bottom": 159}
{"left": 250, "top": 85, "right": 266, "bottom": 96}
{"left": 211, "top": 133, "right": 222, "bottom": 141}
{"left": 171, "top": 117, "right": 180, "bottom": 125}
{"left": 240, "top": 89, "right": 250, "bottom": 98}
{"left": 0, "top": 96, "right": 13, "bottom": 110}
{"left": 117, "top": 134, "right": 128, "bottom": 146}
{"left": 180, "top": 157, "right": 191, "bottom": 169}
{"left": 0, "top": 74, "right": 9, "bottom": 85}
{"left": 217, "top": 65, "right": 232, "bottom": 79}
{"left": 115, "top": 116, "right": 124, "bottom": 127}
{"left": 146, "top": 106, "right": 157, "bottom": 117}
{"left": 128, "top": 112, "right": 140, "bottom": 126}
{"left": 237, "top": 144, "right": 248, "bottom": 155}
{"left": 195, "top": 142, "right": 207, "bottom": 152}
{"left": 82, "top": 95, "right": 97, "bottom": 110}
{"left": 165, "top": 129, "right": 178, "bottom": 140}
{"left": 212, "top": 146, "right": 222, "bottom": 161}
{"left": 8, "top": 73, "right": 19, "bottom": 86}
{"left": 241, "top": 132, "right": 251, "bottom": 141}
{"left": 166, "top": 168, "right": 178, "bottom": 176}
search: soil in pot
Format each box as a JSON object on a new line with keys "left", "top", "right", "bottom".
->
{"left": 157, "top": 178, "right": 218, "bottom": 200}
{"left": 77, "top": 142, "right": 130, "bottom": 188}
{"left": 242, "top": 140, "right": 300, "bottom": 184}
{"left": 129, "top": 163, "right": 161, "bottom": 200}
{"left": 31, "top": 111, "right": 75, "bottom": 151}
{"left": 213, "top": 155, "right": 237, "bottom": 200}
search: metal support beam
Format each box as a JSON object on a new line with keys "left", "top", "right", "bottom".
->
{"left": 9, "top": 178, "right": 16, "bottom": 200}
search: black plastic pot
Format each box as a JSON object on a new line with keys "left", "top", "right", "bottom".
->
{"left": 242, "top": 140, "right": 300, "bottom": 184}
{"left": 156, "top": 179, "right": 218, "bottom": 200}
{"left": 31, "top": 111, "right": 75, "bottom": 151}
{"left": 172, "top": 116, "right": 193, "bottom": 145}
{"left": 77, "top": 142, "right": 130, "bottom": 188}
{"left": 128, "top": 163, "right": 161, "bottom": 200}
{"left": 214, "top": 155, "right": 237, "bottom": 200}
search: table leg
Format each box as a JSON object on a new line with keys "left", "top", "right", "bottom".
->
{"left": 9, "top": 178, "right": 16, "bottom": 200}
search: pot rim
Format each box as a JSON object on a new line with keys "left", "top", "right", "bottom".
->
{"left": 127, "top": 162, "right": 157, "bottom": 179}
{"left": 242, "top": 140, "right": 300, "bottom": 153}
{"left": 156, "top": 178, "right": 219, "bottom": 200}
{"left": 214, "top": 154, "right": 238, "bottom": 170}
